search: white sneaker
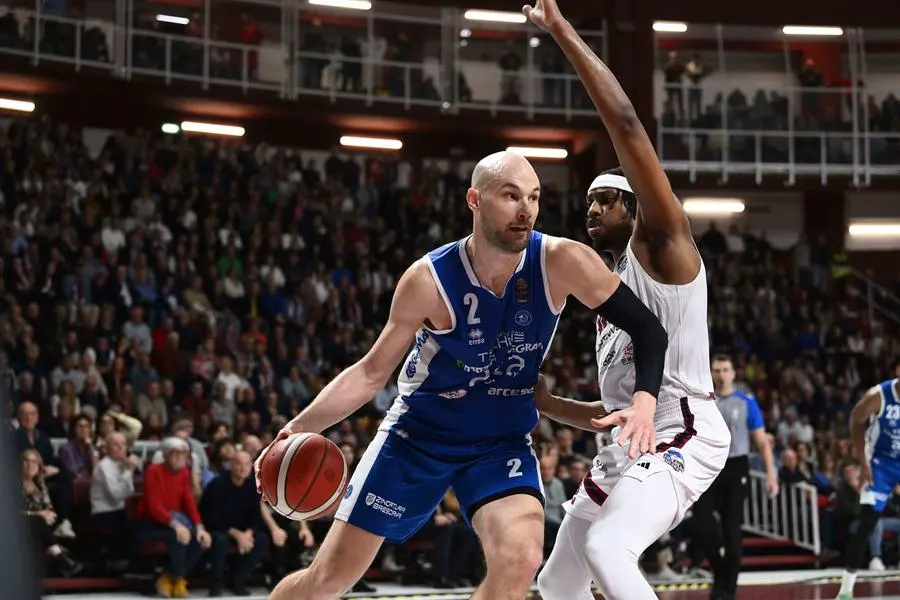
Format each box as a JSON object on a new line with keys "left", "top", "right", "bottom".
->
{"left": 54, "top": 519, "right": 76, "bottom": 539}
{"left": 869, "top": 556, "right": 885, "bottom": 571}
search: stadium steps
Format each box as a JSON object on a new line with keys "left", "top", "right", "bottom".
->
{"left": 735, "top": 534, "right": 838, "bottom": 570}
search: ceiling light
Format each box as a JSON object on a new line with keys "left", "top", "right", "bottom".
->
{"left": 782, "top": 25, "right": 843, "bottom": 36}
{"left": 180, "top": 121, "right": 245, "bottom": 137}
{"left": 682, "top": 198, "right": 745, "bottom": 215}
{"left": 309, "top": 0, "right": 372, "bottom": 9}
{"left": 653, "top": 21, "right": 688, "bottom": 33}
{"left": 161, "top": 123, "right": 180, "bottom": 134}
{"left": 0, "top": 98, "right": 35, "bottom": 113}
{"left": 848, "top": 222, "right": 900, "bottom": 238}
{"left": 156, "top": 14, "right": 189, "bottom": 25}
{"left": 464, "top": 9, "right": 527, "bottom": 24}
{"left": 459, "top": 28, "right": 472, "bottom": 38}
{"left": 507, "top": 146, "right": 568, "bottom": 160}
{"left": 340, "top": 136, "right": 403, "bottom": 150}
{"left": 529, "top": 36, "right": 541, "bottom": 48}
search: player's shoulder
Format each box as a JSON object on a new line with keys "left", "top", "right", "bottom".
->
{"left": 426, "top": 236, "right": 465, "bottom": 263}
{"left": 542, "top": 234, "right": 593, "bottom": 263}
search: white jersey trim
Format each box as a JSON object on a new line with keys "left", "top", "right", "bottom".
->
{"left": 457, "top": 235, "right": 528, "bottom": 298}
{"left": 539, "top": 234, "right": 565, "bottom": 316}
{"left": 423, "top": 256, "right": 456, "bottom": 335}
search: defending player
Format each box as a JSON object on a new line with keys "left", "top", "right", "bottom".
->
{"left": 525, "top": 1, "right": 731, "bottom": 598}
{"left": 259, "top": 150, "right": 669, "bottom": 600}
{"left": 836, "top": 368, "right": 900, "bottom": 600}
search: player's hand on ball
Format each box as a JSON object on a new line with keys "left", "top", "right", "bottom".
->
{"left": 522, "top": 0, "right": 564, "bottom": 32}
{"left": 255, "top": 428, "right": 292, "bottom": 493}
{"left": 591, "top": 391, "right": 657, "bottom": 459}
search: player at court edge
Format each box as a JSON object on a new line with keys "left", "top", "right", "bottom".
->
{"left": 691, "top": 355, "right": 779, "bottom": 600}
{"left": 836, "top": 362, "right": 900, "bottom": 600}
{"left": 256, "top": 148, "right": 669, "bottom": 600}
{"left": 523, "top": 0, "right": 731, "bottom": 599}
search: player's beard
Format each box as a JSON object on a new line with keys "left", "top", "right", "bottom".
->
{"left": 485, "top": 221, "right": 530, "bottom": 253}
{"left": 589, "top": 218, "right": 633, "bottom": 254}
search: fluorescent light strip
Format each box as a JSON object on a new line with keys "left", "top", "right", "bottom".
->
{"left": 682, "top": 198, "right": 745, "bottom": 215}
{"left": 848, "top": 223, "right": 900, "bottom": 238}
{"left": 309, "top": 0, "right": 372, "bottom": 10}
{"left": 507, "top": 146, "right": 568, "bottom": 160}
{"left": 653, "top": 21, "right": 688, "bottom": 33}
{"left": 0, "top": 98, "right": 35, "bottom": 112}
{"left": 180, "top": 121, "right": 245, "bottom": 137}
{"left": 156, "top": 14, "right": 189, "bottom": 25}
{"left": 464, "top": 9, "right": 527, "bottom": 24}
{"left": 340, "top": 136, "right": 402, "bottom": 150}
{"left": 782, "top": 25, "right": 843, "bottom": 36}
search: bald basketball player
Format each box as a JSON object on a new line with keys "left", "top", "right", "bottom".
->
{"left": 259, "top": 150, "right": 669, "bottom": 600}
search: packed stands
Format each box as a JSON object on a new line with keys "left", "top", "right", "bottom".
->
{"left": 1, "top": 111, "right": 898, "bottom": 595}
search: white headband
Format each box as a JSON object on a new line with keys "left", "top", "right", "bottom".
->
{"left": 588, "top": 173, "right": 633, "bottom": 195}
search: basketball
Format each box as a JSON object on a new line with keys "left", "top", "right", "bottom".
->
{"left": 258, "top": 433, "right": 349, "bottom": 521}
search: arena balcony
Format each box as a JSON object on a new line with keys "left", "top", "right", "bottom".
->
{"left": 0, "top": 0, "right": 606, "bottom": 126}
{"left": 654, "top": 22, "right": 900, "bottom": 187}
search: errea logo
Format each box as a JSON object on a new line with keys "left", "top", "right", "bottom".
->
{"left": 468, "top": 328, "right": 485, "bottom": 346}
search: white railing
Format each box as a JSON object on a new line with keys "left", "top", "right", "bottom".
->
{"left": 0, "top": 3, "right": 605, "bottom": 121}
{"left": 658, "top": 126, "right": 900, "bottom": 185}
{"left": 743, "top": 469, "right": 821, "bottom": 555}
{"left": 848, "top": 268, "right": 900, "bottom": 326}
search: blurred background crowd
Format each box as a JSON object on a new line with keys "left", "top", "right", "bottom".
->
{"left": 3, "top": 112, "right": 899, "bottom": 595}
{"left": 0, "top": 0, "right": 899, "bottom": 596}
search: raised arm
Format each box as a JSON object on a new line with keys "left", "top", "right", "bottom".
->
{"left": 524, "top": 1, "right": 693, "bottom": 243}
{"left": 281, "top": 260, "right": 441, "bottom": 435}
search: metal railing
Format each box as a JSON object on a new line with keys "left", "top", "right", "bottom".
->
{"left": 743, "top": 469, "right": 821, "bottom": 555}
{"left": 848, "top": 268, "right": 900, "bottom": 326}
{"left": 658, "top": 126, "right": 900, "bottom": 185}
{"left": 0, "top": 2, "right": 605, "bottom": 121}
{"left": 655, "top": 24, "right": 900, "bottom": 182}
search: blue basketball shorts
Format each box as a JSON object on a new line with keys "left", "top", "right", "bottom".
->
{"left": 333, "top": 429, "right": 544, "bottom": 543}
{"left": 862, "top": 456, "right": 900, "bottom": 512}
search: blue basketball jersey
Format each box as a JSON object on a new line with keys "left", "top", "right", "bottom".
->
{"left": 866, "top": 379, "right": 900, "bottom": 463}
{"left": 382, "top": 231, "right": 562, "bottom": 449}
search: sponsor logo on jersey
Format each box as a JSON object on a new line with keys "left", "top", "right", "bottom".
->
{"left": 468, "top": 328, "right": 485, "bottom": 346}
{"left": 364, "top": 493, "right": 407, "bottom": 519}
{"left": 515, "top": 278, "right": 529, "bottom": 305}
{"left": 487, "top": 386, "right": 534, "bottom": 397}
{"left": 438, "top": 389, "right": 468, "bottom": 399}
{"left": 345, "top": 484, "right": 354, "bottom": 499}
{"left": 620, "top": 343, "right": 634, "bottom": 366}
{"left": 514, "top": 310, "right": 533, "bottom": 327}
{"left": 404, "top": 330, "right": 431, "bottom": 379}
{"left": 663, "top": 449, "right": 685, "bottom": 473}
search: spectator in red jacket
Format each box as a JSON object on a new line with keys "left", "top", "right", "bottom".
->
{"left": 135, "top": 436, "right": 211, "bottom": 598}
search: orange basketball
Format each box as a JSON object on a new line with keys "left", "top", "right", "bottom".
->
{"left": 259, "top": 433, "right": 349, "bottom": 521}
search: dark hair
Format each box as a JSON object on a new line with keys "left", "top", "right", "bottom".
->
{"left": 601, "top": 167, "right": 637, "bottom": 218}
{"left": 711, "top": 353, "right": 733, "bottom": 366}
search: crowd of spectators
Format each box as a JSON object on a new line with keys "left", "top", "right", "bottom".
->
{"left": 658, "top": 50, "right": 900, "bottom": 166}
{"left": 1, "top": 110, "right": 899, "bottom": 595}
{"left": 0, "top": 2, "right": 601, "bottom": 113}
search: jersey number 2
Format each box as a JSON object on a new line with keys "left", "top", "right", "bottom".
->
{"left": 463, "top": 293, "right": 481, "bottom": 325}
{"left": 507, "top": 458, "right": 523, "bottom": 478}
